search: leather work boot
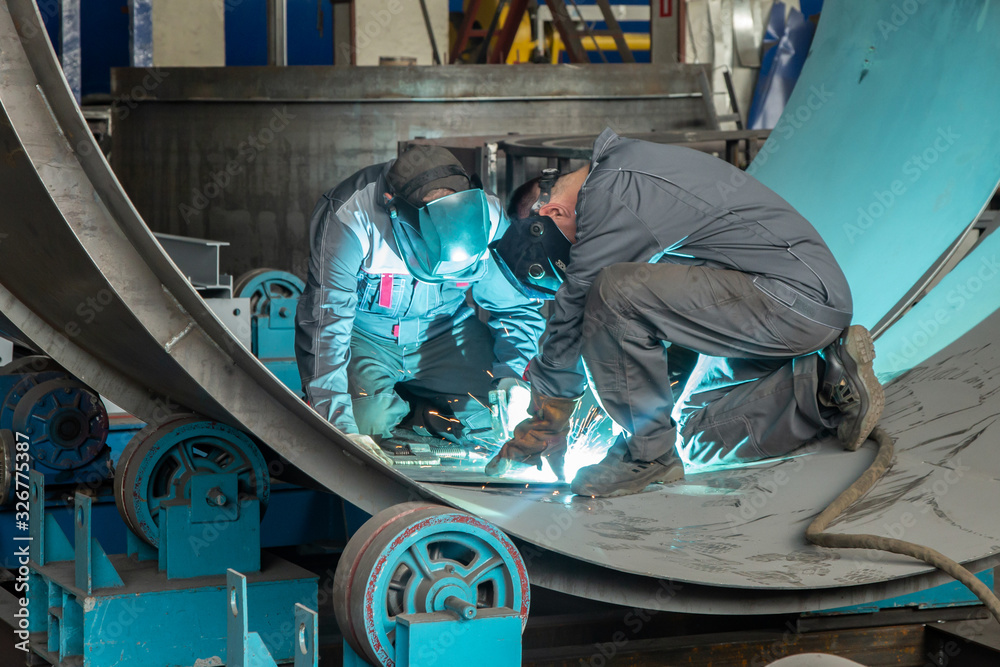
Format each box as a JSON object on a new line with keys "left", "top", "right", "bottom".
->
{"left": 819, "top": 324, "right": 884, "bottom": 451}
{"left": 570, "top": 438, "right": 685, "bottom": 498}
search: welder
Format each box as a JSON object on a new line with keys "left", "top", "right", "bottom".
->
{"left": 487, "top": 128, "right": 884, "bottom": 497}
{"left": 295, "top": 145, "right": 545, "bottom": 462}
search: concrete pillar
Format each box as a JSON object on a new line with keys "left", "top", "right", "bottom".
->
{"left": 650, "top": 0, "right": 679, "bottom": 64}
{"left": 350, "top": 0, "right": 449, "bottom": 66}
{"left": 333, "top": 1, "right": 353, "bottom": 66}
{"left": 151, "top": 0, "right": 226, "bottom": 66}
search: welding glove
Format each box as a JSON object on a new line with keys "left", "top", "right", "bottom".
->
{"left": 345, "top": 433, "right": 394, "bottom": 466}
{"left": 484, "top": 390, "right": 581, "bottom": 481}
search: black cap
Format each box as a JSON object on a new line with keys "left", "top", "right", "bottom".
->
{"left": 387, "top": 146, "right": 471, "bottom": 207}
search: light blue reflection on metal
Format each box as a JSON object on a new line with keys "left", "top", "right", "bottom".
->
{"left": 874, "top": 230, "right": 1000, "bottom": 384}
{"left": 749, "top": 1, "right": 1000, "bottom": 330}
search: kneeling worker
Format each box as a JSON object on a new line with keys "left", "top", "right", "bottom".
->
{"left": 296, "top": 146, "right": 545, "bottom": 461}
{"left": 487, "top": 128, "right": 884, "bottom": 497}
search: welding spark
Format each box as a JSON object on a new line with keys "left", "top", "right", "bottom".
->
{"left": 467, "top": 393, "right": 489, "bottom": 410}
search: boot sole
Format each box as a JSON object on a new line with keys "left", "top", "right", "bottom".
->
{"left": 571, "top": 464, "right": 685, "bottom": 498}
{"left": 839, "top": 325, "right": 884, "bottom": 451}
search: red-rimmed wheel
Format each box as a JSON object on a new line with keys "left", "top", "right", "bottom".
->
{"left": 332, "top": 502, "right": 530, "bottom": 666}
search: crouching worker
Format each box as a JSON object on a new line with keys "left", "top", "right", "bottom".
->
{"left": 295, "top": 146, "right": 545, "bottom": 462}
{"left": 486, "top": 129, "right": 884, "bottom": 496}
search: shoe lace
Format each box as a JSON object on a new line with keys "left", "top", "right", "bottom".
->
{"left": 628, "top": 460, "right": 651, "bottom": 473}
{"left": 829, "top": 378, "right": 858, "bottom": 405}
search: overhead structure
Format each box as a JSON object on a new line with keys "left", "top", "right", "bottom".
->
{"left": 1, "top": 0, "right": 999, "bottom": 617}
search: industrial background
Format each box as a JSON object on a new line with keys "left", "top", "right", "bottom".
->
{"left": 1, "top": 1, "right": 999, "bottom": 666}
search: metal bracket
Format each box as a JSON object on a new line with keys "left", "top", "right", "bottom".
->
{"left": 160, "top": 485, "right": 260, "bottom": 579}
{"left": 74, "top": 492, "right": 124, "bottom": 594}
{"left": 227, "top": 569, "right": 318, "bottom": 667}
{"left": 28, "top": 471, "right": 72, "bottom": 566}
{"left": 394, "top": 607, "right": 523, "bottom": 667}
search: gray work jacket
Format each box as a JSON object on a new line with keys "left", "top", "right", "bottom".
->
{"left": 528, "top": 128, "right": 852, "bottom": 398}
{"left": 295, "top": 162, "right": 546, "bottom": 432}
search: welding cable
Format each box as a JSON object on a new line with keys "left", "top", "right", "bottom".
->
{"left": 805, "top": 425, "right": 1000, "bottom": 626}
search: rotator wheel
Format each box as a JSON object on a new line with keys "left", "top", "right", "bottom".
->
{"left": 333, "top": 502, "right": 530, "bottom": 667}
{"left": 233, "top": 268, "right": 305, "bottom": 316}
{"left": 113, "top": 415, "right": 270, "bottom": 547}
{"left": 0, "top": 369, "right": 77, "bottom": 431}
{"left": 0, "top": 430, "right": 13, "bottom": 505}
{"left": 0, "top": 355, "right": 68, "bottom": 376}
{"left": 11, "top": 379, "right": 108, "bottom": 471}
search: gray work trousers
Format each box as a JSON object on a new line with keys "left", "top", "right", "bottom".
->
{"left": 348, "top": 315, "right": 496, "bottom": 440}
{"left": 580, "top": 263, "right": 842, "bottom": 466}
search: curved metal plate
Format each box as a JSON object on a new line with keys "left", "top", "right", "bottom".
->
{"left": 1, "top": 0, "right": 999, "bottom": 615}
{"left": 429, "top": 307, "right": 1000, "bottom": 608}
{"left": 748, "top": 1, "right": 1000, "bottom": 330}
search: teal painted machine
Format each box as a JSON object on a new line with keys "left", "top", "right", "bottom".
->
{"left": 235, "top": 269, "right": 305, "bottom": 396}
{"left": 20, "top": 417, "right": 318, "bottom": 666}
{"left": 0, "top": 356, "right": 112, "bottom": 507}
{"left": 333, "top": 502, "right": 530, "bottom": 667}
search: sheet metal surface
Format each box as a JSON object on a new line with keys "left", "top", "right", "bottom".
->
{"left": 428, "top": 307, "right": 1000, "bottom": 590}
{"left": 108, "top": 63, "right": 710, "bottom": 279}
{"left": 748, "top": 0, "right": 1000, "bottom": 331}
{"left": 874, "top": 229, "right": 1000, "bottom": 384}
{"left": 1, "top": 0, "right": 999, "bottom": 615}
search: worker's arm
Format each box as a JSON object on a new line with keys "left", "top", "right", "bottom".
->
{"left": 471, "top": 253, "right": 547, "bottom": 382}
{"left": 527, "top": 170, "right": 660, "bottom": 398}
{"left": 294, "top": 200, "right": 365, "bottom": 433}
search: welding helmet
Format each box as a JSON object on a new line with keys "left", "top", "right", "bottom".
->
{"left": 386, "top": 146, "right": 491, "bottom": 283}
{"left": 490, "top": 169, "right": 571, "bottom": 300}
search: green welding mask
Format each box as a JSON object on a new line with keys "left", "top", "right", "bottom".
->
{"left": 390, "top": 189, "right": 492, "bottom": 284}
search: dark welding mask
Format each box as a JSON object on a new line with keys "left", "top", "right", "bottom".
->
{"left": 386, "top": 146, "right": 492, "bottom": 283}
{"left": 490, "top": 169, "right": 571, "bottom": 300}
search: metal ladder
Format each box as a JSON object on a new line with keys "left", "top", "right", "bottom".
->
{"left": 451, "top": 0, "right": 635, "bottom": 64}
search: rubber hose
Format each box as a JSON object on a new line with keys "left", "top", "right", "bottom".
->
{"left": 805, "top": 425, "right": 1000, "bottom": 626}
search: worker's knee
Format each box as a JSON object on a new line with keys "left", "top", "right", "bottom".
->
{"left": 352, "top": 392, "right": 408, "bottom": 438}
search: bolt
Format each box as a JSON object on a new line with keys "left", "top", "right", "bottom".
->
{"left": 279, "top": 307, "right": 288, "bottom": 317}
{"left": 443, "top": 596, "right": 476, "bottom": 620}
{"left": 208, "top": 487, "right": 227, "bottom": 506}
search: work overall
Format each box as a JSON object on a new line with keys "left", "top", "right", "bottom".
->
{"left": 295, "top": 163, "right": 545, "bottom": 442}
{"left": 527, "top": 129, "right": 853, "bottom": 466}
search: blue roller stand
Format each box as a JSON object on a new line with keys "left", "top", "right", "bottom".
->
{"left": 235, "top": 269, "right": 305, "bottom": 395}
{"left": 0, "top": 369, "right": 112, "bottom": 505}
{"left": 24, "top": 469, "right": 318, "bottom": 666}
{"left": 342, "top": 608, "right": 523, "bottom": 667}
